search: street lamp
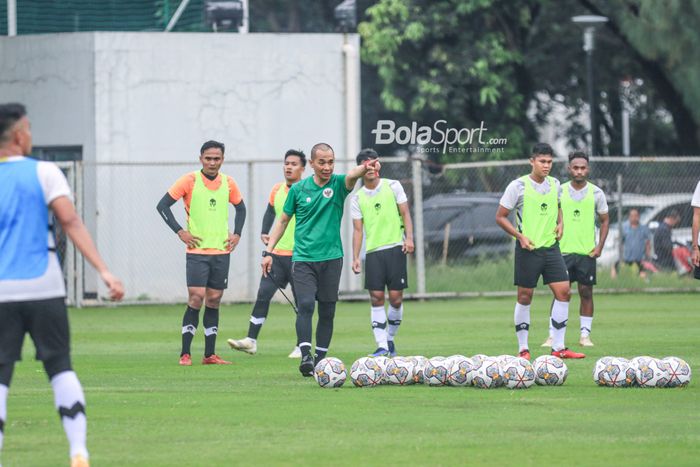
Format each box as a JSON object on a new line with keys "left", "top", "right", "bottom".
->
{"left": 572, "top": 15, "right": 608, "bottom": 156}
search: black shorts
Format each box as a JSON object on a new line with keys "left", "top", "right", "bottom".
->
{"left": 0, "top": 297, "right": 70, "bottom": 364}
{"left": 564, "top": 254, "right": 596, "bottom": 286}
{"left": 365, "top": 245, "right": 408, "bottom": 291}
{"left": 514, "top": 243, "right": 569, "bottom": 289}
{"left": 292, "top": 258, "right": 343, "bottom": 303}
{"left": 186, "top": 253, "right": 230, "bottom": 289}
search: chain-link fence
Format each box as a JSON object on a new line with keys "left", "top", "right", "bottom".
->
{"left": 56, "top": 156, "right": 700, "bottom": 305}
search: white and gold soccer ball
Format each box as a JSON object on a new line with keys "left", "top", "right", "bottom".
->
{"left": 662, "top": 356, "right": 691, "bottom": 388}
{"left": 593, "top": 356, "right": 615, "bottom": 386}
{"left": 472, "top": 356, "right": 502, "bottom": 389}
{"left": 408, "top": 356, "right": 429, "bottom": 384}
{"left": 502, "top": 357, "right": 536, "bottom": 389}
{"left": 533, "top": 355, "right": 568, "bottom": 386}
{"left": 423, "top": 357, "right": 451, "bottom": 386}
{"left": 314, "top": 357, "right": 346, "bottom": 388}
{"left": 447, "top": 356, "right": 475, "bottom": 387}
{"left": 599, "top": 357, "right": 635, "bottom": 388}
{"left": 633, "top": 356, "right": 670, "bottom": 388}
{"left": 385, "top": 357, "right": 415, "bottom": 385}
{"left": 350, "top": 357, "right": 383, "bottom": 388}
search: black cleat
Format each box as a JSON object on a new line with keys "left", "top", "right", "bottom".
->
{"left": 299, "top": 354, "right": 314, "bottom": 377}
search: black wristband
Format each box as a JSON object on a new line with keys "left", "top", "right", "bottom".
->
{"left": 262, "top": 250, "right": 272, "bottom": 257}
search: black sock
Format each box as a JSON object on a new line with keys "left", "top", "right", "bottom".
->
{"left": 203, "top": 306, "right": 219, "bottom": 357}
{"left": 315, "top": 301, "right": 336, "bottom": 358}
{"left": 181, "top": 306, "right": 200, "bottom": 356}
{"left": 296, "top": 298, "right": 315, "bottom": 358}
{"left": 247, "top": 275, "right": 277, "bottom": 339}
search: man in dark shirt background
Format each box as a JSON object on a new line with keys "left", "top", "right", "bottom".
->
{"left": 653, "top": 210, "right": 681, "bottom": 271}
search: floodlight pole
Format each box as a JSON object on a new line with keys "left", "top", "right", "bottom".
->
{"left": 165, "top": 0, "right": 192, "bottom": 32}
{"left": 7, "top": 0, "right": 17, "bottom": 36}
{"left": 572, "top": 15, "right": 608, "bottom": 156}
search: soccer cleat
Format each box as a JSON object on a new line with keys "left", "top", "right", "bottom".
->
{"left": 551, "top": 348, "right": 586, "bottom": 359}
{"left": 299, "top": 354, "right": 314, "bottom": 377}
{"left": 202, "top": 354, "right": 232, "bottom": 365}
{"left": 71, "top": 454, "right": 90, "bottom": 467}
{"left": 541, "top": 336, "right": 553, "bottom": 347}
{"left": 227, "top": 337, "right": 257, "bottom": 355}
{"left": 579, "top": 335, "right": 595, "bottom": 347}
{"left": 288, "top": 346, "right": 302, "bottom": 358}
{"left": 179, "top": 353, "right": 192, "bottom": 366}
{"left": 518, "top": 349, "right": 531, "bottom": 361}
{"left": 369, "top": 348, "right": 389, "bottom": 357}
{"left": 387, "top": 341, "right": 397, "bottom": 357}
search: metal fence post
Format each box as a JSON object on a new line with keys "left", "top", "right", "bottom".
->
{"left": 247, "top": 161, "right": 256, "bottom": 301}
{"left": 412, "top": 157, "right": 426, "bottom": 295}
{"left": 616, "top": 173, "right": 623, "bottom": 267}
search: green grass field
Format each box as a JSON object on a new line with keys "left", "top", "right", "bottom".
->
{"left": 3, "top": 294, "right": 699, "bottom": 466}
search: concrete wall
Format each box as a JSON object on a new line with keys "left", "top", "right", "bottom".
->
{"left": 0, "top": 32, "right": 360, "bottom": 302}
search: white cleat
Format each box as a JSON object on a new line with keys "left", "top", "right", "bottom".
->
{"left": 227, "top": 337, "right": 257, "bottom": 355}
{"left": 288, "top": 346, "right": 302, "bottom": 358}
{"left": 540, "top": 336, "right": 553, "bottom": 348}
{"left": 579, "top": 335, "right": 595, "bottom": 347}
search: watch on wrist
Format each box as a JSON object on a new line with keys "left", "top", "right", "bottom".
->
{"left": 262, "top": 250, "right": 272, "bottom": 257}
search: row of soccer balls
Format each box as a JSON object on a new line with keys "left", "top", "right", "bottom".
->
{"left": 593, "top": 356, "right": 692, "bottom": 388}
{"left": 313, "top": 354, "right": 569, "bottom": 389}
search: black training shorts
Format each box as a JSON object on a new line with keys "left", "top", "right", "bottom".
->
{"left": 564, "top": 253, "right": 597, "bottom": 286}
{"left": 514, "top": 242, "right": 569, "bottom": 289}
{"left": 292, "top": 258, "right": 343, "bottom": 303}
{"left": 364, "top": 245, "right": 408, "bottom": 291}
{"left": 0, "top": 297, "right": 70, "bottom": 364}
{"left": 186, "top": 253, "right": 230, "bottom": 289}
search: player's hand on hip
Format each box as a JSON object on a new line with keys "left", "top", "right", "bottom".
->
{"left": 352, "top": 258, "right": 361, "bottom": 274}
{"left": 261, "top": 256, "right": 273, "bottom": 277}
{"left": 226, "top": 233, "right": 241, "bottom": 251}
{"left": 178, "top": 230, "right": 201, "bottom": 249}
{"left": 100, "top": 270, "right": 124, "bottom": 301}
{"left": 518, "top": 234, "right": 535, "bottom": 251}
{"left": 261, "top": 234, "right": 270, "bottom": 245}
{"left": 403, "top": 238, "right": 415, "bottom": 254}
{"left": 555, "top": 223, "right": 563, "bottom": 241}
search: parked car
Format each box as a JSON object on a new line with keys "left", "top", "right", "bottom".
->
{"left": 422, "top": 192, "right": 512, "bottom": 260}
{"left": 598, "top": 193, "right": 694, "bottom": 267}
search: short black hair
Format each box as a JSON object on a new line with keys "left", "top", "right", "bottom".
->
{"left": 0, "top": 103, "right": 27, "bottom": 143}
{"left": 200, "top": 140, "right": 225, "bottom": 155}
{"left": 531, "top": 142, "right": 554, "bottom": 158}
{"left": 568, "top": 151, "right": 589, "bottom": 162}
{"left": 356, "top": 148, "right": 379, "bottom": 165}
{"left": 667, "top": 209, "right": 681, "bottom": 220}
{"left": 310, "top": 142, "right": 334, "bottom": 159}
{"left": 284, "top": 149, "right": 307, "bottom": 167}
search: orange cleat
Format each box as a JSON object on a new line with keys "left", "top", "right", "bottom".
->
{"left": 71, "top": 454, "right": 90, "bottom": 467}
{"left": 202, "top": 354, "right": 232, "bottom": 365}
{"left": 179, "top": 353, "right": 192, "bottom": 366}
{"left": 518, "top": 349, "right": 531, "bottom": 361}
{"left": 551, "top": 348, "right": 586, "bottom": 359}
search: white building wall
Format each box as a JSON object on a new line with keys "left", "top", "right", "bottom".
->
{"left": 0, "top": 32, "right": 360, "bottom": 303}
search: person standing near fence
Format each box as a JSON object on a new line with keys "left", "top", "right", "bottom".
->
{"left": 541, "top": 151, "right": 609, "bottom": 348}
{"left": 495, "top": 143, "right": 585, "bottom": 361}
{"left": 228, "top": 149, "right": 306, "bottom": 358}
{"left": 350, "top": 148, "right": 414, "bottom": 357}
{"left": 692, "top": 180, "right": 700, "bottom": 278}
{"left": 612, "top": 208, "right": 652, "bottom": 279}
{"left": 261, "top": 142, "right": 380, "bottom": 377}
{"left": 156, "top": 140, "right": 246, "bottom": 366}
{"left": 652, "top": 210, "right": 681, "bottom": 272}
{"left": 0, "top": 103, "right": 124, "bottom": 467}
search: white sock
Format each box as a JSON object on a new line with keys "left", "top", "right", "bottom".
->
{"left": 0, "top": 384, "right": 7, "bottom": 455}
{"left": 50, "top": 371, "right": 88, "bottom": 460}
{"left": 580, "top": 316, "right": 593, "bottom": 337}
{"left": 514, "top": 303, "right": 531, "bottom": 351}
{"left": 370, "top": 306, "right": 388, "bottom": 349}
{"left": 387, "top": 304, "right": 403, "bottom": 341}
{"left": 550, "top": 300, "right": 570, "bottom": 351}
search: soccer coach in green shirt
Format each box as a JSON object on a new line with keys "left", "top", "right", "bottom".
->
{"left": 262, "top": 142, "right": 380, "bottom": 377}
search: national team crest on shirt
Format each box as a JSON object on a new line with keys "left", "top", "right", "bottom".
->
{"left": 323, "top": 188, "right": 334, "bottom": 198}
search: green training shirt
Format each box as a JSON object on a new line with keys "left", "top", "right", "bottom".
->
{"left": 520, "top": 175, "right": 558, "bottom": 249}
{"left": 559, "top": 181, "right": 596, "bottom": 255}
{"left": 283, "top": 174, "right": 352, "bottom": 262}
